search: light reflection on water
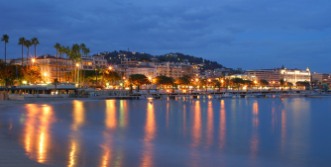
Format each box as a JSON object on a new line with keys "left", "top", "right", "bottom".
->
{"left": 140, "top": 102, "right": 156, "bottom": 167}
{"left": 3, "top": 98, "right": 330, "bottom": 166}
{"left": 23, "top": 104, "right": 55, "bottom": 164}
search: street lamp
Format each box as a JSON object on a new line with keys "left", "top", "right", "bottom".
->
{"left": 31, "top": 58, "right": 36, "bottom": 64}
{"left": 75, "top": 63, "right": 80, "bottom": 87}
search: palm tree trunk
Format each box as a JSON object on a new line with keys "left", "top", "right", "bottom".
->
{"left": 34, "top": 45, "right": 37, "bottom": 58}
{"left": 27, "top": 47, "right": 30, "bottom": 62}
{"left": 4, "top": 43, "right": 7, "bottom": 88}
{"left": 4, "top": 43, "right": 6, "bottom": 65}
{"left": 21, "top": 45, "right": 24, "bottom": 66}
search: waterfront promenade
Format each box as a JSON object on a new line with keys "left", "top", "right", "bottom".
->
{"left": 1, "top": 88, "right": 331, "bottom": 102}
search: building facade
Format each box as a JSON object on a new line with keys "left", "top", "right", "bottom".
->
{"left": 246, "top": 67, "right": 311, "bottom": 85}
{"left": 155, "top": 62, "right": 194, "bottom": 79}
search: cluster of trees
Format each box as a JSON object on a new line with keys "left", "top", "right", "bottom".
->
{"left": 98, "top": 51, "right": 226, "bottom": 72}
{"left": 1, "top": 34, "right": 42, "bottom": 86}
{"left": 0, "top": 33, "right": 92, "bottom": 86}
{"left": 0, "top": 61, "right": 42, "bottom": 86}
{"left": 53, "top": 43, "right": 90, "bottom": 61}
{"left": 1, "top": 34, "right": 40, "bottom": 66}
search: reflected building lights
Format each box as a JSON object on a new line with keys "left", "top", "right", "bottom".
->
{"left": 192, "top": 101, "right": 201, "bottom": 147}
{"left": 119, "top": 100, "right": 127, "bottom": 128}
{"left": 220, "top": 100, "right": 226, "bottom": 149}
{"left": 182, "top": 104, "right": 187, "bottom": 136}
{"left": 145, "top": 102, "right": 156, "bottom": 142}
{"left": 72, "top": 100, "right": 85, "bottom": 130}
{"left": 206, "top": 101, "right": 214, "bottom": 147}
{"left": 250, "top": 101, "right": 259, "bottom": 158}
{"left": 68, "top": 141, "right": 78, "bottom": 167}
{"left": 252, "top": 101, "right": 259, "bottom": 127}
{"left": 106, "top": 100, "right": 117, "bottom": 129}
{"left": 100, "top": 144, "right": 112, "bottom": 167}
{"left": 140, "top": 102, "right": 156, "bottom": 167}
{"left": 281, "top": 109, "right": 287, "bottom": 151}
{"left": 68, "top": 100, "right": 86, "bottom": 167}
{"left": 166, "top": 101, "right": 170, "bottom": 128}
{"left": 23, "top": 104, "right": 54, "bottom": 164}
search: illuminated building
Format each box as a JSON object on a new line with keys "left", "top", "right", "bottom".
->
{"left": 31, "top": 55, "right": 109, "bottom": 84}
{"left": 125, "top": 66, "right": 155, "bottom": 79}
{"left": 155, "top": 62, "right": 194, "bottom": 79}
{"left": 246, "top": 67, "right": 311, "bottom": 85}
{"left": 36, "top": 55, "right": 73, "bottom": 83}
{"left": 280, "top": 68, "right": 311, "bottom": 84}
{"left": 245, "top": 69, "right": 281, "bottom": 85}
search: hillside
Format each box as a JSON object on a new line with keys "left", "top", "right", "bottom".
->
{"left": 95, "top": 50, "right": 225, "bottom": 71}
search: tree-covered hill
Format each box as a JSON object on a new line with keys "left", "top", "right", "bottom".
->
{"left": 95, "top": 50, "right": 224, "bottom": 71}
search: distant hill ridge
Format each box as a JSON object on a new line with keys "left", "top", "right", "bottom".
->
{"left": 95, "top": 50, "right": 225, "bottom": 71}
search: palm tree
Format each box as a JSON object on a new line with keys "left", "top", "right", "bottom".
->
{"left": 54, "top": 43, "right": 61, "bottom": 57}
{"left": 79, "top": 43, "right": 90, "bottom": 85}
{"left": 80, "top": 43, "right": 90, "bottom": 57}
{"left": 31, "top": 37, "right": 39, "bottom": 58}
{"left": 1, "top": 34, "right": 9, "bottom": 64}
{"left": 67, "top": 44, "right": 82, "bottom": 85}
{"left": 24, "top": 40, "right": 32, "bottom": 60}
{"left": 18, "top": 37, "right": 26, "bottom": 66}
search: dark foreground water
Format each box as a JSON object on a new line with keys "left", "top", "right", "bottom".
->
{"left": 1, "top": 97, "right": 331, "bottom": 167}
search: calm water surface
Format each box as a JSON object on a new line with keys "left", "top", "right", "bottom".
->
{"left": 1, "top": 97, "right": 331, "bottom": 167}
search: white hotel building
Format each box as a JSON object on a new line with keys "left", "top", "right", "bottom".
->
{"left": 245, "top": 67, "right": 311, "bottom": 85}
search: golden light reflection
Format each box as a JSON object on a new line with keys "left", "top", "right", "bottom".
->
{"left": 72, "top": 100, "right": 85, "bottom": 130}
{"left": 119, "top": 100, "right": 128, "bottom": 128}
{"left": 182, "top": 104, "right": 187, "bottom": 136}
{"left": 100, "top": 144, "right": 112, "bottom": 167}
{"left": 106, "top": 100, "right": 117, "bottom": 129}
{"left": 192, "top": 101, "right": 201, "bottom": 147}
{"left": 166, "top": 101, "right": 170, "bottom": 128}
{"left": 281, "top": 109, "right": 286, "bottom": 151}
{"left": 252, "top": 101, "right": 259, "bottom": 127}
{"left": 206, "top": 101, "right": 214, "bottom": 147}
{"left": 68, "top": 100, "right": 86, "bottom": 167}
{"left": 219, "top": 100, "right": 226, "bottom": 149}
{"left": 145, "top": 102, "right": 156, "bottom": 142}
{"left": 23, "top": 104, "right": 54, "bottom": 164}
{"left": 68, "top": 140, "right": 78, "bottom": 167}
{"left": 250, "top": 101, "right": 259, "bottom": 158}
{"left": 140, "top": 102, "right": 156, "bottom": 167}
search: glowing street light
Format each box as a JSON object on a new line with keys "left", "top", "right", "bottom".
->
{"left": 75, "top": 63, "right": 80, "bottom": 87}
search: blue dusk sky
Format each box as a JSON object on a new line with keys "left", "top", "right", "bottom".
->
{"left": 1, "top": 0, "right": 331, "bottom": 72}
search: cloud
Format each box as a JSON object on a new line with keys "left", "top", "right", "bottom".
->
{"left": 1, "top": 0, "right": 331, "bottom": 72}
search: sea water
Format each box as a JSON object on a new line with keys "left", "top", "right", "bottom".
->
{"left": 1, "top": 97, "right": 331, "bottom": 167}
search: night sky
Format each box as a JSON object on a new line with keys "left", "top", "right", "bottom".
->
{"left": 1, "top": 0, "right": 330, "bottom": 72}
